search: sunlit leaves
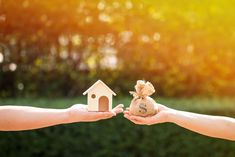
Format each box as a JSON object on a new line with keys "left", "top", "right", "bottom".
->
{"left": 1, "top": 0, "right": 235, "bottom": 97}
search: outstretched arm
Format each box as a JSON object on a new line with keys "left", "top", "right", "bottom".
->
{"left": 167, "top": 109, "right": 235, "bottom": 140}
{"left": 124, "top": 104, "right": 235, "bottom": 141}
{"left": 0, "top": 106, "right": 68, "bottom": 131}
{"left": 0, "top": 104, "right": 123, "bottom": 131}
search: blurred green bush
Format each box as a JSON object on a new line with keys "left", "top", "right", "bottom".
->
{"left": 0, "top": 114, "right": 235, "bottom": 157}
{"left": 1, "top": 0, "right": 235, "bottom": 97}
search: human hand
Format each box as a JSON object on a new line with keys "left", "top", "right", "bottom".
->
{"left": 124, "top": 103, "right": 172, "bottom": 125}
{"left": 67, "top": 104, "right": 124, "bottom": 123}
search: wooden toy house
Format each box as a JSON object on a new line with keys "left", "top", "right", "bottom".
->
{"left": 83, "top": 80, "right": 116, "bottom": 112}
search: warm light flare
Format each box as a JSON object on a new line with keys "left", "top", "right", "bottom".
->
{"left": 0, "top": 0, "right": 235, "bottom": 97}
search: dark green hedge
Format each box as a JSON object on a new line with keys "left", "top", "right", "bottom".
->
{"left": 0, "top": 113, "right": 235, "bottom": 157}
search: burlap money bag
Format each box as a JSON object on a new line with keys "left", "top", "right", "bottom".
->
{"left": 129, "top": 80, "right": 157, "bottom": 117}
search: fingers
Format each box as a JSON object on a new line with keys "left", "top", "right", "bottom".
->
{"left": 124, "top": 114, "right": 145, "bottom": 125}
{"left": 112, "top": 104, "right": 124, "bottom": 114}
{"left": 86, "top": 112, "right": 113, "bottom": 122}
{"left": 96, "top": 107, "right": 123, "bottom": 120}
{"left": 123, "top": 107, "right": 130, "bottom": 114}
{"left": 86, "top": 104, "right": 124, "bottom": 121}
{"left": 129, "top": 115, "right": 146, "bottom": 122}
{"left": 123, "top": 111, "right": 156, "bottom": 125}
{"left": 129, "top": 115, "right": 149, "bottom": 125}
{"left": 123, "top": 109, "right": 130, "bottom": 115}
{"left": 114, "top": 104, "right": 124, "bottom": 109}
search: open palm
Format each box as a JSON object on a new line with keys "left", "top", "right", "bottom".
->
{"left": 68, "top": 104, "right": 124, "bottom": 122}
{"left": 124, "top": 103, "right": 170, "bottom": 125}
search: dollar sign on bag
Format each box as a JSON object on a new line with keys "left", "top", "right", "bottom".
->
{"left": 139, "top": 103, "right": 147, "bottom": 113}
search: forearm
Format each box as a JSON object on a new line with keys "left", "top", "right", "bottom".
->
{"left": 167, "top": 109, "right": 235, "bottom": 141}
{"left": 0, "top": 106, "right": 69, "bottom": 131}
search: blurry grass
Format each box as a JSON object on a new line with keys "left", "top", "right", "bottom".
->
{"left": 0, "top": 97, "right": 235, "bottom": 116}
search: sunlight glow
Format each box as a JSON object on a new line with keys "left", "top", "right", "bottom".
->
{"left": 187, "top": 44, "right": 194, "bottom": 53}
{"left": 125, "top": 1, "right": 133, "bottom": 9}
{"left": 17, "top": 83, "right": 24, "bottom": 90}
{"left": 153, "top": 33, "right": 161, "bottom": 41}
{"left": 71, "top": 35, "right": 82, "bottom": 46}
{"left": 99, "top": 13, "right": 112, "bottom": 23}
{"left": 58, "top": 36, "right": 69, "bottom": 46}
{"left": 97, "top": 1, "right": 105, "bottom": 10}
{"left": 119, "top": 31, "right": 133, "bottom": 44}
{"left": 140, "top": 34, "right": 150, "bottom": 43}
{"left": 0, "top": 52, "right": 3, "bottom": 63}
{"left": 9, "top": 63, "right": 17, "bottom": 71}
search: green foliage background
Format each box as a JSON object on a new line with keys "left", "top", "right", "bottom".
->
{"left": 0, "top": 98, "right": 235, "bottom": 157}
{"left": 1, "top": 0, "right": 235, "bottom": 97}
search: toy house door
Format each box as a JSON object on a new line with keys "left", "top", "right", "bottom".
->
{"left": 98, "top": 96, "right": 109, "bottom": 111}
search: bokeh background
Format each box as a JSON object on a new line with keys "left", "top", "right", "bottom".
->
{"left": 0, "top": 0, "right": 235, "bottom": 156}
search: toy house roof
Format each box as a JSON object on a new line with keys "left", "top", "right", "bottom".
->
{"left": 83, "top": 80, "right": 116, "bottom": 96}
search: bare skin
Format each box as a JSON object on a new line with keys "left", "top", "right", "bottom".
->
{"left": 124, "top": 103, "right": 235, "bottom": 141}
{"left": 0, "top": 104, "right": 124, "bottom": 131}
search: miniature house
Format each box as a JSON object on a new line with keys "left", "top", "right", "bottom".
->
{"left": 83, "top": 80, "right": 116, "bottom": 112}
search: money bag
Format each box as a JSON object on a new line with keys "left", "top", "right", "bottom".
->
{"left": 129, "top": 80, "right": 157, "bottom": 117}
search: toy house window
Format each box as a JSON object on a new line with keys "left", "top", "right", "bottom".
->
{"left": 91, "top": 94, "right": 96, "bottom": 99}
